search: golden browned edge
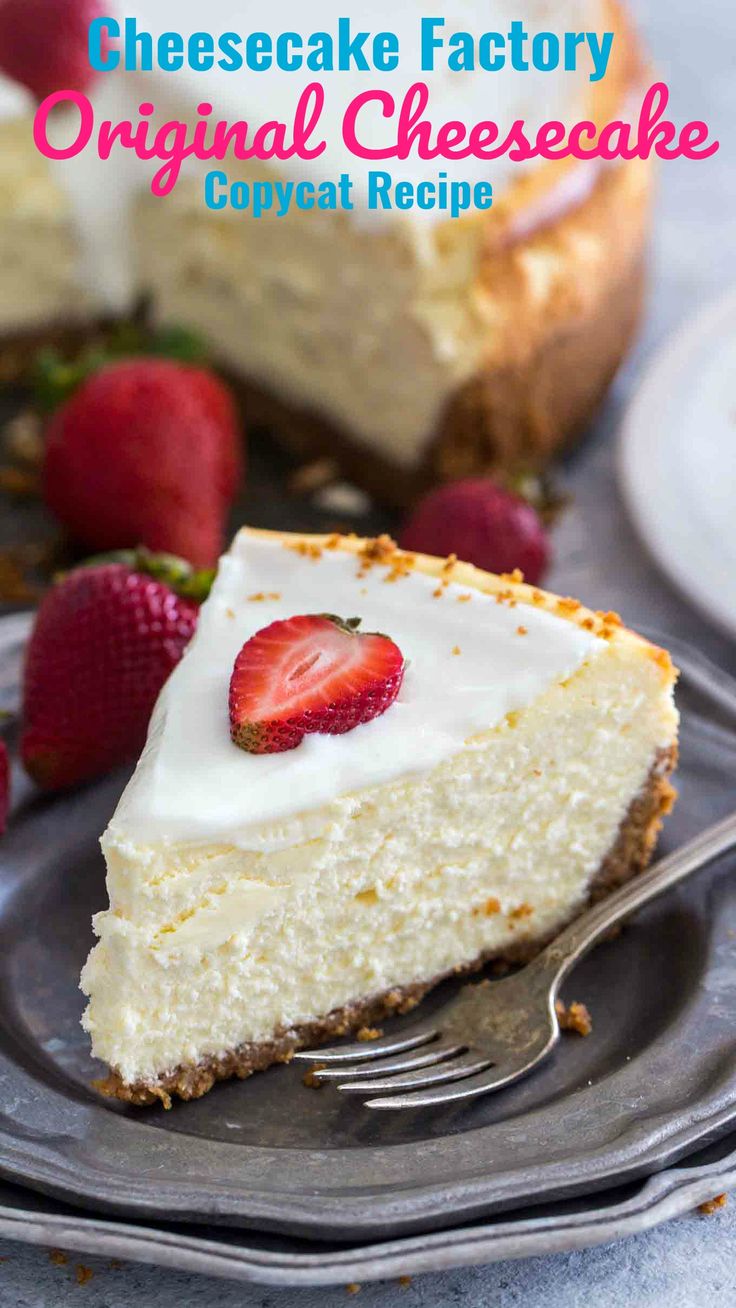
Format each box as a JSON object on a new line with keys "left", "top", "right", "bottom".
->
{"left": 96, "top": 745, "right": 677, "bottom": 1109}
{"left": 0, "top": 4, "right": 651, "bottom": 506}
{"left": 482, "top": 0, "right": 645, "bottom": 234}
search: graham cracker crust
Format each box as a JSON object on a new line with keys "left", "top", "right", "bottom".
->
{"left": 97, "top": 745, "right": 677, "bottom": 1109}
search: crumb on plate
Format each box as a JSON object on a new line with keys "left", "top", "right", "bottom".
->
{"left": 556, "top": 1000, "right": 593, "bottom": 1037}
{"left": 303, "top": 1062, "right": 327, "bottom": 1088}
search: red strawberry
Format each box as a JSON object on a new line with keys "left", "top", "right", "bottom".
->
{"left": 43, "top": 359, "right": 243, "bottom": 568}
{"left": 401, "top": 479, "right": 550, "bottom": 586}
{"left": 0, "top": 0, "right": 105, "bottom": 102}
{"left": 0, "top": 740, "right": 9, "bottom": 835}
{"left": 21, "top": 550, "right": 212, "bottom": 791}
{"left": 230, "top": 615, "right": 405, "bottom": 755}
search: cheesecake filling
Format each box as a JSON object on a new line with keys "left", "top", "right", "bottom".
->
{"left": 81, "top": 533, "right": 677, "bottom": 1087}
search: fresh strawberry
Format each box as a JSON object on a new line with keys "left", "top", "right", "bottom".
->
{"left": 230, "top": 615, "right": 405, "bottom": 755}
{"left": 43, "top": 359, "right": 243, "bottom": 568}
{"left": 401, "top": 479, "right": 550, "bottom": 586}
{"left": 0, "top": 740, "right": 9, "bottom": 835}
{"left": 21, "top": 550, "right": 212, "bottom": 791}
{"left": 0, "top": 0, "right": 105, "bottom": 102}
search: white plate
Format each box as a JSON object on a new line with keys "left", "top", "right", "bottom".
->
{"left": 619, "top": 291, "right": 736, "bottom": 640}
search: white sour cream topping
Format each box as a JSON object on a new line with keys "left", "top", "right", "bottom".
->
{"left": 112, "top": 531, "right": 604, "bottom": 848}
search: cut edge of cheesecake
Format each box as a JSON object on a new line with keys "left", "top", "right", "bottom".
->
{"left": 97, "top": 753, "right": 675, "bottom": 1111}
{"left": 88, "top": 529, "right": 678, "bottom": 1109}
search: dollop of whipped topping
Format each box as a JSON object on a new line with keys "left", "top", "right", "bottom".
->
{"left": 111, "top": 531, "right": 604, "bottom": 848}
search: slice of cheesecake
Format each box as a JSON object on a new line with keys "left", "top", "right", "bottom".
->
{"left": 82, "top": 530, "right": 678, "bottom": 1107}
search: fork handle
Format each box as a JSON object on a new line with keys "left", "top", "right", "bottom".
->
{"left": 535, "top": 809, "right": 736, "bottom": 991}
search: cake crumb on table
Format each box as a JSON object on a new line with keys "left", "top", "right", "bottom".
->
{"left": 0, "top": 465, "right": 39, "bottom": 497}
{"left": 0, "top": 548, "right": 42, "bottom": 603}
{"left": 288, "top": 458, "right": 339, "bottom": 496}
{"left": 315, "top": 482, "right": 372, "bottom": 516}
{"left": 75, "top": 1265, "right": 94, "bottom": 1285}
{"left": 698, "top": 1194, "right": 728, "bottom": 1216}
{"left": 3, "top": 410, "right": 44, "bottom": 466}
{"left": 399, "top": 1275, "right": 413, "bottom": 1288}
{"left": 49, "top": 1250, "right": 68, "bottom": 1267}
{"left": 556, "top": 1000, "right": 593, "bottom": 1037}
{"left": 346, "top": 1283, "right": 362, "bottom": 1295}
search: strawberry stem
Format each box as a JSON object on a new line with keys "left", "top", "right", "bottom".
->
{"left": 77, "top": 548, "right": 215, "bottom": 603}
{"left": 319, "top": 614, "right": 363, "bottom": 633}
{"left": 31, "top": 324, "right": 209, "bottom": 414}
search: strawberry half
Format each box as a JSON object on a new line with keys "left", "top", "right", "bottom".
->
{"left": 229, "top": 615, "right": 405, "bottom": 755}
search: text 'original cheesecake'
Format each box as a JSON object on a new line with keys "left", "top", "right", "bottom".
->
{"left": 0, "top": 0, "right": 650, "bottom": 499}
{"left": 81, "top": 530, "right": 678, "bottom": 1106}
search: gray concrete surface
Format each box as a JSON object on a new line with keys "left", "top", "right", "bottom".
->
{"left": 1, "top": 0, "right": 734, "bottom": 1301}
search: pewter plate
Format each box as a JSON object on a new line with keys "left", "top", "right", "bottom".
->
{"left": 0, "top": 1135, "right": 735, "bottom": 1287}
{"left": 0, "top": 614, "right": 734, "bottom": 1242}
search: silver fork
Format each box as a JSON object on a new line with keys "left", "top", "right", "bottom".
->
{"left": 294, "top": 812, "right": 736, "bottom": 1110}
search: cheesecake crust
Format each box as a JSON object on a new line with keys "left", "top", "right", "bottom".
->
{"left": 97, "top": 744, "right": 677, "bottom": 1109}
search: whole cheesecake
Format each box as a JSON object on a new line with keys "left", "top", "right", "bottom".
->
{"left": 82, "top": 529, "right": 678, "bottom": 1107}
{"left": 0, "top": 0, "right": 650, "bottom": 501}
